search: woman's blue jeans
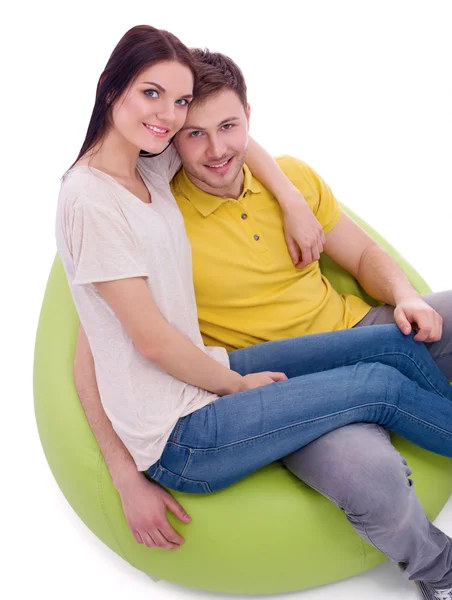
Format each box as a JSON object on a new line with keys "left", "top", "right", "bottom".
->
{"left": 145, "top": 324, "right": 452, "bottom": 494}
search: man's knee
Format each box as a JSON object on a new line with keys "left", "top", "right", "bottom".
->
{"left": 422, "top": 290, "right": 452, "bottom": 379}
{"left": 282, "top": 425, "right": 412, "bottom": 517}
{"left": 423, "top": 290, "right": 452, "bottom": 331}
{"left": 344, "top": 455, "right": 414, "bottom": 525}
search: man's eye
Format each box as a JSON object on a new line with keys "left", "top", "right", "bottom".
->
{"left": 144, "top": 89, "right": 159, "bottom": 98}
{"left": 222, "top": 124, "right": 233, "bottom": 130}
{"left": 190, "top": 131, "right": 203, "bottom": 137}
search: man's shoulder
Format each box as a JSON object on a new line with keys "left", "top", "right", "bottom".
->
{"left": 274, "top": 154, "right": 307, "bottom": 169}
{"left": 253, "top": 154, "right": 317, "bottom": 187}
{"left": 275, "top": 154, "right": 314, "bottom": 176}
{"left": 246, "top": 154, "right": 320, "bottom": 197}
{"left": 170, "top": 167, "right": 184, "bottom": 196}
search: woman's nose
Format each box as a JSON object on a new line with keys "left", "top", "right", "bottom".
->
{"left": 156, "top": 102, "right": 175, "bottom": 124}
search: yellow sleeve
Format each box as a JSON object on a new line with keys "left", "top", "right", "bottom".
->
{"left": 275, "top": 155, "right": 342, "bottom": 234}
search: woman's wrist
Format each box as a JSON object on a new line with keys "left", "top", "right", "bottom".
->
{"left": 277, "top": 184, "right": 310, "bottom": 212}
{"left": 215, "top": 370, "right": 245, "bottom": 397}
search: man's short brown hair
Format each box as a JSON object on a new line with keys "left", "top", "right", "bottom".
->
{"left": 190, "top": 48, "right": 247, "bottom": 109}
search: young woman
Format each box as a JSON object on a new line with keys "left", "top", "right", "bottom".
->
{"left": 56, "top": 25, "right": 452, "bottom": 499}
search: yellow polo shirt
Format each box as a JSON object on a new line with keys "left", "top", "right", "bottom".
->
{"left": 171, "top": 155, "right": 372, "bottom": 352}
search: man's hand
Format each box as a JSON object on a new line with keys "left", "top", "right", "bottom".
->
{"left": 394, "top": 297, "right": 443, "bottom": 342}
{"left": 116, "top": 472, "right": 191, "bottom": 550}
{"left": 282, "top": 193, "right": 325, "bottom": 269}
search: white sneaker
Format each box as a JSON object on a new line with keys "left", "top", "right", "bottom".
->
{"left": 417, "top": 581, "right": 452, "bottom": 600}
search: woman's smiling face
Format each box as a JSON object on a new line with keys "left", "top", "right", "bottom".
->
{"left": 110, "top": 60, "right": 194, "bottom": 154}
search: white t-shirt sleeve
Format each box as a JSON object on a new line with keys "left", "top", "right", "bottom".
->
{"left": 71, "top": 199, "right": 149, "bottom": 285}
{"left": 141, "top": 144, "right": 182, "bottom": 181}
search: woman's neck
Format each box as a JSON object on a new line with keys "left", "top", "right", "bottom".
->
{"left": 79, "top": 129, "right": 140, "bottom": 180}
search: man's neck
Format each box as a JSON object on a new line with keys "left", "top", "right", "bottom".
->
{"left": 185, "top": 168, "right": 245, "bottom": 200}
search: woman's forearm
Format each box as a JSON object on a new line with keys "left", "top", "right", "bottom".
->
{"left": 246, "top": 137, "right": 303, "bottom": 209}
{"left": 142, "top": 319, "right": 243, "bottom": 396}
{"left": 94, "top": 278, "right": 245, "bottom": 397}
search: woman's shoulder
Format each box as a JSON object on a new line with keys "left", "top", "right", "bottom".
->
{"left": 59, "top": 165, "right": 113, "bottom": 211}
{"left": 138, "top": 145, "right": 181, "bottom": 183}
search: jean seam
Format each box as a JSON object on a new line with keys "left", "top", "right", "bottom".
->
{"left": 174, "top": 402, "right": 452, "bottom": 454}
{"left": 297, "top": 478, "right": 344, "bottom": 509}
{"left": 340, "top": 351, "right": 449, "bottom": 398}
{"left": 150, "top": 465, "right": 163, "bottom": 483}
{"left": 171, "top": 417, "right": 186, "bottom": 443}
{"left": 180, "top": 449, "right": 193, "bottom": 478}
{"left": 158, "top": 463, "right": 212, "bottom": 493}
{"left": 293, "top": 477, "right": 369, "bottom": 571}
{"left": 350, "top": 514, "right": 395, "bottom": 559}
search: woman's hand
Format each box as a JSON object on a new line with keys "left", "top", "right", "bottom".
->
{"left": 282, "top": 192, "right": 326, "bottom": 269}
{"left": 239, "top": 371, "right": 288, "bottom": 391}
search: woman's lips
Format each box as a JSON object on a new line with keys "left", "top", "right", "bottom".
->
{"left": 143, "top": 123, "right": 170, "bottom": 138}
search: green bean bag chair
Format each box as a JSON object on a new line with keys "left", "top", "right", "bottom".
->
{"left": 33, "top": 203, "right": 452, "bottom": 595}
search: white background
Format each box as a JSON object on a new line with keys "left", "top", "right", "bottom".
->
{"left": 2, "top": 1, "right": 451, "bottom": 598}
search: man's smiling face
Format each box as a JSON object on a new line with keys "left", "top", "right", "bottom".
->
{"left": 174, "top": 89, "right": 250, "bottom": 198}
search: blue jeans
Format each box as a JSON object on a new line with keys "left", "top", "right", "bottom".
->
{"left": 145, "top": 324, "right": 452, "bottom": 494}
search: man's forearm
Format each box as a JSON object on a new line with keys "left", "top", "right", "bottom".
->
{"left": 357, "top": 243, "right": 420, "bottom": 306}
{"left": 73, "top": 325, "right": 141, "bottom": 492}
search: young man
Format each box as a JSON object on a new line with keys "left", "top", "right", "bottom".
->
{"left": 73, "top": 49, "right": 452, "bottom": 599}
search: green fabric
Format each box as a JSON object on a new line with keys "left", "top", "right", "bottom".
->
{"left": 34, "top": 203, "right": 452, "bottom": 595}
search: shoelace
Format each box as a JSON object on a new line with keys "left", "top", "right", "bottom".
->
{"left": 434, "top": 589, "right": 452, "bottom": 600}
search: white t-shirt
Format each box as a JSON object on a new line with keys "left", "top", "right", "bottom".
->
{"left": 55, "top": 146, "right": 230, "bottom": 471}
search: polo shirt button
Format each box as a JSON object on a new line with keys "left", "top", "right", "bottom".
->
{"left": 241, "top": 213, "right": 248, "bottom": 219}
{"left": 243, "top": 192, "right": 247, "bottom": 197}
{"left": 254, "top": 234, "right": 260, "bottom": 241}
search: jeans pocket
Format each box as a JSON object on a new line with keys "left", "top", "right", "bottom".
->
{"left": 153, "top": 464, "right": 212, "bottom": 494}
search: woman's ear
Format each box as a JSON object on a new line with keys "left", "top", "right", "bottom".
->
{"left": 97, "top": 70, "right": 115, "bottom": 105}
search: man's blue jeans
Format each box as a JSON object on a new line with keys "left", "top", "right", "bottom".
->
{"left": 146, "top": 323, "right": 452, "bottom": 495}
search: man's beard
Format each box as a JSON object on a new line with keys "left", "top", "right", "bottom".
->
{"left": 186, "top": 149, "right": 248, "bottom": 190}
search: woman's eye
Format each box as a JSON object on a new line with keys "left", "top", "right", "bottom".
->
{"left": 175, "top": 99, "right": 190, "bottom": 106}
{"left": 144, "top": 89, "right": 159, "bottom": 98}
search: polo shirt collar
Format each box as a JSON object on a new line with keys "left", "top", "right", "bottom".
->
{"left": 178, "top": 163, "right": 263, "bottom": 217}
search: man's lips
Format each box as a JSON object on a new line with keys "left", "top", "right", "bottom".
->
{"left": 204, "top": 157, "right": 233, "bottom": 172}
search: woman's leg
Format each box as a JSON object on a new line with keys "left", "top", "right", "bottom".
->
{"left": 229, "top": 323, "right": 452, "bottom": 399}
{"left": 149, "top": 361, "right": 452, "bottom": 493}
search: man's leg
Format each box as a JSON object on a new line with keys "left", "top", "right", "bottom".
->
{"left": 282, "top": 423, "right": 452, "bottom": 588}
{"left": 354, "top": 290, "right": 452, "bottom": 379}
{"left": 282, "top": 291, "right": 452, "bottom": 587}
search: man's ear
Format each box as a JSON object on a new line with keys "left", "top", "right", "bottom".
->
{"left": 246, "top": 103, "right": 251, "bottom": 127}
